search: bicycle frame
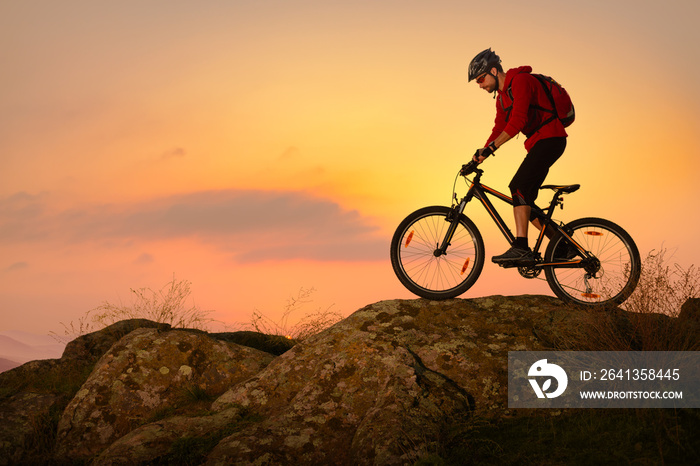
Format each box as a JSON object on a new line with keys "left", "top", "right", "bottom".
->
{"left": 443, "top": 169, "right": 592, "bottom": 270}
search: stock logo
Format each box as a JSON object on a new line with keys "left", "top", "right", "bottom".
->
{"left": 528, "top": 359, "right": 568, "bottom": 399}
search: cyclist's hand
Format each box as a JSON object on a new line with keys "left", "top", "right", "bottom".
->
{"left": 473, "top": 141, "right": 497, "bottom": 163}
{"left": 472, "top": 148, "right": 487, "bottom": 163}
{"left": 460, "top": 160, "right": 478, "bottom": 176}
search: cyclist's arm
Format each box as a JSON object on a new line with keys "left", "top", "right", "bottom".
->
{"left": 478, "top": 81, "right": 525, "bottom": 162}
{"left": 490, "top": 131, "right": 513, "bottom": 150}
{"left": 474, "top": 131, "right": 514, "bottom": 162}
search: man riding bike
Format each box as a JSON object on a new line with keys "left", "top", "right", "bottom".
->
{"left": 465, "top": 48, "right": 568, "bottom": 265}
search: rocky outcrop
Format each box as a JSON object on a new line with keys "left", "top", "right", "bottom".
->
{"left": 0, "top": 319, "right": 171, "bottom": 465}
{"left": 1, "top": 296, "right": 697, "bottom": 465}
{"left": 203, "top": 295, "right": 570, "bottom": 465}
{"left": 55, "top": 328, "right": 275, "bottom": 462}
{"left": 679, "top": 297, "right": 700, "bottom": 323}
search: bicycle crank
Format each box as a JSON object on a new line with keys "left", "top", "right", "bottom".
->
{"left": 518, "top": 266, "right": 542, "bottom": 279}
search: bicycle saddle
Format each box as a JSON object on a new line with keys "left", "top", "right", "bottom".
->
{"left": 540, "top": 184, "right": 580, "bottom": 193}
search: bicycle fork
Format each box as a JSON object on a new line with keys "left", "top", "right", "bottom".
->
{"left": 435, "top": 198, "right": 468, "bottom": 257}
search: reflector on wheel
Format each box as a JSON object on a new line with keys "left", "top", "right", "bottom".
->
{"left": 461, "top": 258, "right": 470, "bottom": 275}
{"left": 404, "top": 231, "right": 414, "bottom": 247}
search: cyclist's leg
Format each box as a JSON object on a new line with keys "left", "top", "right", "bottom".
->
{"left": 531, "top": 216, "right": 558, "bottom": 238}
{"left": 514, "top": 205, "right": 531, "bottom": 238}
{"left": 494, "top": 137, "right": 566, "bottom": 263}
{"left": 511, "top": 137, "right": 567, "bottom": 234}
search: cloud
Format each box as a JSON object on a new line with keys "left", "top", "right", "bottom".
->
{"left": 0, "top": 192, "right": 52, "bottom": 241}
{"left": 161, "top": 147, "right": 186, "bottom": 160}
{"left": 0, "top": 190, "right": 386, "bottom": 263}
{"left": 6, "top": 262, "right": 29, "bottom": 272}
{"left": 278, "top": 146, "right": 300, "bottom": 161}
{"left": 133, "top": 253, "right": 155, "bottom": 265}
{"left": 0, "top": 192, "right": 48, "bottom": 217}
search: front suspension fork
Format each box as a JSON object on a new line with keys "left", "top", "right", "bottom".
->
{"left": 435, "top": 200, "right": 467, "bottom": 256}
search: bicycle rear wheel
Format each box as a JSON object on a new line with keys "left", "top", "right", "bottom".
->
{"left": 390, "top": 206, "right": 484, "bottom": 300}
{"left": 544, "top": 217, "right": 640, "bottom": 307}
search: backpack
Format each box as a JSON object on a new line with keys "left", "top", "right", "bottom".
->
{"left": 500, "top": 73, "right": 575, "bottom": 134}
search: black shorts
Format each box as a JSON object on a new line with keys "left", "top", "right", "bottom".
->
{"left": 509, "top": 137, "right": 567, "bottom": 207}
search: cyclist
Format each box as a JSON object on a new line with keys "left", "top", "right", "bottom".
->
{"left": 465, "top": 48, "right": 567, "bottom": 265}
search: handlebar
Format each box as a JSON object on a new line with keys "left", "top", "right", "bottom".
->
{"left": 459, "top": 160, "right": 482, "bottom": 176}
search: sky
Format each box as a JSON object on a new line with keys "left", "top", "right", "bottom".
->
{"left": 1, "top": 0, "right": 699, "bottom": 336}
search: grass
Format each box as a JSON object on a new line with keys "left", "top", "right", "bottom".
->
{"left": 414, "top": 249, "right": 700, "bottom": 466}
{"left": 249, "top": 287, "right": 343, "bottom": 341}
{"left": 551, "top": 248, "right": 700, "bottom": 352}
{"left": 51, "top": 275, "right": 216, "bottom": 344}
{"left": 15, "top": 402, "right": 67, "bottom": 466}
{"left": 417, "top": 409, "right": 700, "bottom": 465}
{"left": 622, "top": 248, "right": 699, "bottom": 318}
{"left": 16, "top": 250, "right": 695, "bottom": 465}
{"left": 51, "top": 281, "right": 342, "bottom": 353}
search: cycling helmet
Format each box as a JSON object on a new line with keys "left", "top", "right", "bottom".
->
{"left": 468, "top": 48, "right": 501, "bottom": 82}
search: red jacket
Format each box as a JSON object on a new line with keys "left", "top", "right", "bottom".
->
{"left": 485, "top": 66, "right": 567, "bottom": 152}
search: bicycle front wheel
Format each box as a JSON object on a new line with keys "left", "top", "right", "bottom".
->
{"left": 390, "top": 206, "right": 485, "bottom": 300}
{"left": 544, "top": 217, "right": 641, "bottom": 307}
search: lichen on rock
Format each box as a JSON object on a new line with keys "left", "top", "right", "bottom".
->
{"left": 54, "top": 328, "right": 274, "bottom": 461}
{"left": 3, "top": 295, "right": 696, "bottom": 465}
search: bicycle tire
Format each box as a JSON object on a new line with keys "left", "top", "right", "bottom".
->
{"left": 390, "top": 206, "right": 485, "bottom": 300}
{"left": 544, "top": 217, "right": 640, "bottom": 307}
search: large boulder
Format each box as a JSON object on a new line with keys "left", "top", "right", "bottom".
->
{"left": 0, "top": 387, "right": 61, "bottom": 465}
{"left": 206, "top": 296, "right": 563, "bottom": 465}
{"left": 4, "top": 295, "right": 696, "bottom": 465}
{"left": 679, "top": 297, "right": 700, "bottom": 323}
{"left": 54, "top": 327, "right": 275, "bottom": 462}
{"left": 0, "top": 319, "right": 171, "bottom": 465}
{"left": 93, "top": 406, "right": 244, "bottom": 465}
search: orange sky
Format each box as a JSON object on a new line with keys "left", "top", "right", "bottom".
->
{"left": 2, "top": 1, "right": 699, "bottom": 335}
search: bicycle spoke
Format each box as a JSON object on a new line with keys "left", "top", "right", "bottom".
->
{"left": 546, "top": 218, "right": 640, "bottom": 306}
{"left": 391, "top": 207, "right": 484, "bottom": 298}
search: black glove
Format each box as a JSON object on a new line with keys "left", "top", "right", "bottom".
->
{"left": 480, "top": 141, "right": 498, "bottom": 159}
{"left": 460, "top": 160, "right": 479, "bottom": 176}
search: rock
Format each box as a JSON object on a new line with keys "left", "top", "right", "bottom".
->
{"left": 61, "top": 318, "right": 171, "bottom": 362}
{"left": 3, "top": 295, "right": 696, "bottom": 465}
{"left": 0, "top": 390, "right": 60, "bottom": 466}
{"left": 207, "top": 296, "right": 562, "bottom": 465}
{"left": 211, "top": 331, "right": 297, "bottom": 356}
{"left": 55, "top": 328, "right": 275, "bottom": 462}
{"left": 93, "top": 406, "right": 244, "bottom": 465}
{"left": 679, "top": 298, "right": 700, "bottom": 323}
{"left": 0, "top": 319, "right": 171, "bottom": 465}
{"left": 675, "top": 298, "right": 700, "bottom": 350}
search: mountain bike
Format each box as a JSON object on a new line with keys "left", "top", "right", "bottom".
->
{"left": 390, "top": 161, "right": 641, "bottom": 307}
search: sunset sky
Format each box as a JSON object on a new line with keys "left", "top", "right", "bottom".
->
{"left": 2, "top": 1, "right": 699, "bottom": 336}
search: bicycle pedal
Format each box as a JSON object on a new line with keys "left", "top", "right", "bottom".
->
{"left": 499, "top": 259, "right": 537, "bottom": 269}
{"left": 498, "top": 261, "right": 520, "bottom": 269}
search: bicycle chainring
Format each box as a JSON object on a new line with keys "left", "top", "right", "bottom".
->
{"left": 518, "top": 266, "right": 542, "bottom": 279}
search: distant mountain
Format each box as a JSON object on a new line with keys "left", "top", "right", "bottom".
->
{"left": 0, "top": 357, "right": 20, "bottom": 373}
{"left": 0, "top": 330, "right": 61, "bottom": 347}
{"left": 0, "top": 331, "right": 65, "bottom": 369}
